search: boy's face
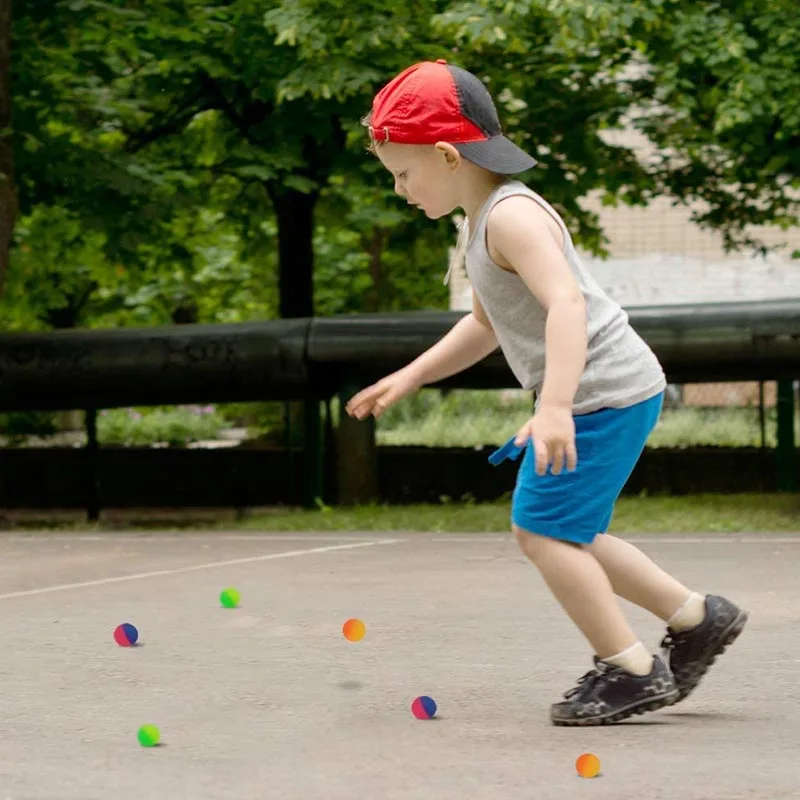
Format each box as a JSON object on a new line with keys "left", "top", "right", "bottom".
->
{"left": 374, "top": 142, "right": 459, "bottom": 219}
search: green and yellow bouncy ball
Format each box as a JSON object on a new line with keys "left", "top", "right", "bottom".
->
{"left": 220, "top": 587, "right": 240, "bottom": 608}
{"left": 137, "top": 724, "right": 160, "bottom": 747}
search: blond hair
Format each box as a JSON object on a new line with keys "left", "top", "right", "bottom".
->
{"left": 360, "top": 110, "right": 381, "bottom": 154}
{"left": 444, "top": 214, "right": 469, "bottom": 286}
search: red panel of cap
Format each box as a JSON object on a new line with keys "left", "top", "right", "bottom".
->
{"left": 370, "top": 61, "right": 486, "bottom": 146}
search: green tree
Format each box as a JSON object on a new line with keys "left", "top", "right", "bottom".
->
{"left": 98, "top": 0, "right": 660, "bottom": 319}
{"left": 4, "top": 2, "right": 273, "bottom": 327}
{"left": 12, "top": 1, "right": 192, "bottom": 263}
{"left": 634, "top": 0, "right": 800, "bottom": 253}
{"left": 9, "top": 1, "right": 797, "bottom": 331}
{"left": 3, "top": 206, "right": 111, "bottom": 330}
{"left": 105, "top": 0, "right": 445, "bottom": 318}
{"left": 5, "top": 0, "right": 443, "bottom": 322}
{"left": 0, "top": 0, "right": 13, "bottom": 295}
{"left": 440, "top": 0, "right": 799, "bottom": 254}
{"left": 3, "top": 0, "right": 210, "bottom": 327}
{"left": 431, "top": 0, "right": 657, "bottom": 255}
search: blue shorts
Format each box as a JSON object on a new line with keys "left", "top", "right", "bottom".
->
{"left": 489, "top": 391, "right": 664, "bottom": 545}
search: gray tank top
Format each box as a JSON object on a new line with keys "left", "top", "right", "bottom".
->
{"left": 465, "top": 180, "right": 666, "bottom": 415}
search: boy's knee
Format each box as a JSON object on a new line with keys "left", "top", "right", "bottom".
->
{"left": 513, "top": 524, "right": 557, "bottom": 562}
{"left": 583, "top": 536, "right": 601, "bottom": 555}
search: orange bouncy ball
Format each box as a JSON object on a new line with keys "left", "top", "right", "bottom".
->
{"left": 342, "top": 619, "right": 366, "bottom": 642}
{"left": 576, "top": 752, "right": 601, "bottom": 778}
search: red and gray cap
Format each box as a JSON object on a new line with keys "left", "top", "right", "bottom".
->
{"left": 369, "top": 60, "right": 536, "bottom": 175}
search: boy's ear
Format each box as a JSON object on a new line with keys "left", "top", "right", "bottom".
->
{"left": 434, "top": 142, "right": 462, "bottom": 170}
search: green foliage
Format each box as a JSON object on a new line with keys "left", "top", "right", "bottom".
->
{"left": 1, "top": 199, "right": 279, "bottom": 329}
{"left": 230, "top": 494, "right": 800, "bottom": 533}
{"left": 314, "top": 171, "right": 453, "bottom": 314}
{"left": 373, "top": 389, "right": 531, "bottom": 447}
{"left": 371, "top": 388, "right": 790, "bottom": 448}
{"left": 0, "top": 410, "right": 58, "bottom": 442}
{"left": 5, "top": 0, "right": 798, "bottom": 334}
{"left": 94, "top": 207, "right": 279, "bottom": 327}
{"left": 3, "top": 205, "right": 112, "bottom": 329}
{"left": 12, "top": 1, "right": 196, "bottom": 259}
{"left": 628, "top": 0, "right": 800, "bottom": 251}
{"left": 432, "top": 0, "right": 800, "bottom": 253}
{"left": 214, "top": 401, "right": 286, "bottom": 435}
{"left": 7, "top": 494, "right": 799, "bottom": 532}
{"left": 97, "top": 405, "right": 232, "bottom": 447}
{"left": 7, "top": 0, "right": 449, "bottom": 326}
{"left": 431, "top": 0, "right": 660, "bottom": 254}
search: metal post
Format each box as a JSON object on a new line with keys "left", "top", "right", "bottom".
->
{"left": 284, "top": 401, "right": 295, "bottom": 504}
{"left": 0, "top": 444, "right": 6, "bottom": 528}
{"left": 301, "top": 398, "right": 324, "bottom": 509}
{"left": 85, "top": 408, "right": 100, "bottom": 522}
{"left": 775, "top": 380, "right": 797, "bottom": 492}
{"left": 322, "top": 398, "right": 336, "bottom": 505}
{"left": 336, "top": 375, "right": 377, "bottom": 506}
{"left": 758, "top": 381, "right": 766, "bottom": 450}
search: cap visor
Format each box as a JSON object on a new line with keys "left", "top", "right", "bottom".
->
{"left": 454, "top": 136, "right": 536, "bottom": 174}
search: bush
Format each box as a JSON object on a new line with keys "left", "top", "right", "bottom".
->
{"left": 0, "top": 411, "right": 58, "bottom": 443}
{"left": 376, "top": 389, "right": 533, "bottom": 447}
{"left": 98, "top": 406, "right": 232, "bottom": 447}
{"left": 215, "top": 401, "right": 285, "bottom": 437}
{"left": 372, "top": 389, "right": 789, "bottom": 448}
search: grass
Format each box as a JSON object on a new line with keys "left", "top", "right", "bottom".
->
{"left": 369, "top": 389, "right": 797, "bottom": 448}
{"left": 6, "top": 390, "right": 792, "bottom": 450}
{"left": 3, "top": 390, "right": 796, "bottom": 535}
{"left": 4, "top": 494, "right": 797, "bottom": 534}
{"left": 230, "top": 493, "right": 800, "bottom": 533}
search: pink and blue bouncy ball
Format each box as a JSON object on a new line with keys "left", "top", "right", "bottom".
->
{"left": 113, "top": 623, "right": 139, "bottom": 647}
{"left": 411, "top": 696, "right": 437, "bottom": 720}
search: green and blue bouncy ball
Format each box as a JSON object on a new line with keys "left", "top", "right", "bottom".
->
{"left": 137, "top": 724, "right": 160, "bottom": 747}
{"left": 220, "top": 587, "right": 240, "bottom": 608}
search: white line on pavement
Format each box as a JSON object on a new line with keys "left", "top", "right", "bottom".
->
{"left": 0, "top": 539, "right": 399, "bottom": 601}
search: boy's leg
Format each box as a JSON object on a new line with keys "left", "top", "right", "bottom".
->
{"left": 515, "top": 526, "right": 641, "bottom": 659}
{"left": 515, "top": 526, "right": 679, "bottom": 726}
{"left": 585, "top": 533, "right": 697, "bottom": 621}
{"left": 586, "top": 533, "right": 748, "bottom": 702}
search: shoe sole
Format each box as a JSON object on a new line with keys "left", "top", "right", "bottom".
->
{"left": 550, "top": 687, "right": 681, "bottom": 727}
{"left": 672, "top": 610, "right": 749, "bottom": 704}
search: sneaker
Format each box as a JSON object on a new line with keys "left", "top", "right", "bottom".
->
{"left": 661, "top": 594, "right": 748, "bottom": 703}
{"left": 550, "top": 654, "right": 679, "bottom": 726}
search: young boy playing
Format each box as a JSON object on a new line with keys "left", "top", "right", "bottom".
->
{"left": 345, "top": 60, "right": 748, "bottom": 726}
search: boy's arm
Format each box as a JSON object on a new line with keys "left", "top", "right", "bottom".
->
{"left": 486, "top": 196, "right": 587, "bottom": 410}
{"left": 346, "top": 295, "right": 498, "bottom": 421}
{"left": 406, "top": 293, "right": 499, "bottom": 387}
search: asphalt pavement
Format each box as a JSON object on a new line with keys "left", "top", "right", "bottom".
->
{"left": 0, "top": 529, "right": 795, "bottom": 800}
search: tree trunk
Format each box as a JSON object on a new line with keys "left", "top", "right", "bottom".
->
{"left": 40, "top": 280, "right": 98, "bottom": 329}
{"left": 171, "top": 299, "right": 199, "bottom": 325}
{"left": 268, "top": 185, "right": 318, "bottom": 319}
{"left": 0, "top": 0, "right": 15, "bottom": 298}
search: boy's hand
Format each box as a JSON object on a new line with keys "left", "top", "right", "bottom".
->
{"left": 514, "top": 404, "right": 577, "bottom": 476}
{"left": 344, "top": 367, "right": 421, "bottom": 420}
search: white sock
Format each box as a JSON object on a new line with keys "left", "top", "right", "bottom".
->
{"left": 603, "top": 641, "right": 654, "bottom": 676}
{"left": 668, "top": 592, "right": 706, "bottom": 631}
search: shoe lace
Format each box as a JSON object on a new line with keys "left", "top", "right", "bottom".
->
{"left": 660, "top": 629, "right": 689, "bottom": 656}
{"left": 563, "top": 659, "right": 621, "bottom": 700}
